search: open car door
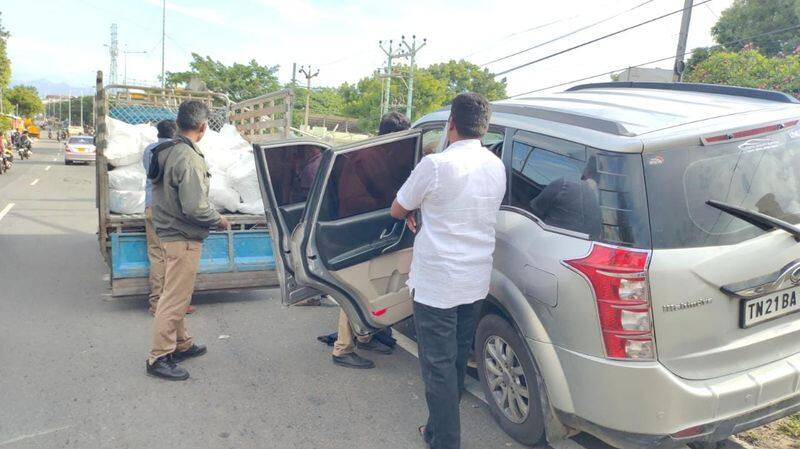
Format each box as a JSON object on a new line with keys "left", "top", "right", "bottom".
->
{"left": 253, "top": 139, "right": 330, "bottom": 305}
{"left": 292, "top": 129, "right": 422, "bottom": 334}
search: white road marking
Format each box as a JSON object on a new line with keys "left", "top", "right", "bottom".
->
{"left": 0, "top": 425, "right": 72, "bottom": 446}
{"left": 0, "top": 203, "right": 14, "bottom": 221}
{"left": 44, "top": 165, "right": 51, "bottom": 171}
{"left": 29, "top": 178, "right": 39, "bottom": 186}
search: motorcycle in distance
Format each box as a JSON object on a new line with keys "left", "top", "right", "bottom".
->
{"left": 0, "top": 147, "right": 13, "bottom": 174}
{"left": 17, "top": 133, "right": 32, "bottom": 160}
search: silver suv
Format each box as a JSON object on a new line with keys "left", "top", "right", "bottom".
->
{"left": 253, "top": 82, "right": 800, "bottom": 448}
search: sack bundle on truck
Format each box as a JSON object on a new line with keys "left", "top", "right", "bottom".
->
{"left": 93, "top": 71, "right": 294, "bottom": 297}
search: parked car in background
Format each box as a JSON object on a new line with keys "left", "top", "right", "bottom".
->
{"left": 255, "top": 82, "right": 800, "bottom": 448}
{"left": 64, "top": 136, "right": 96, "bottom": 165}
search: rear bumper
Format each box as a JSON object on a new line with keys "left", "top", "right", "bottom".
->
{"left": 65, "top": 152, "right": 95, "bottom": 162}
{"left": 528, "top": 339, "right": 800, "bottom": 448}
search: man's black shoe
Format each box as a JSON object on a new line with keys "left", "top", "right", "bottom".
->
{"left": 332, "top": 352, "right": 375, "bottom": 369}
{"left": 357, "top": 339, "right": 394, "bottom": 354}
{"left": 146, "top": 355, "right": 189, "bottom": 381}
{"left": 172, "top": 343, "right": 207, "bottom": 362}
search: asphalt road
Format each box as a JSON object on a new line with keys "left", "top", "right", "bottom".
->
{"left": 0, "top": 137, "right": 535, "bottom": 449}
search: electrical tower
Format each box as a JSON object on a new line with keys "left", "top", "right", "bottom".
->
{"left": 397, "top": 35, "right": 426, "bottom": 120}
{"left": 109, "top": 24, "right": 119, "bottom": 84}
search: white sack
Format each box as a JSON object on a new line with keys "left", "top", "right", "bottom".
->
{"left": 209, "top": 171, "right": 240, "bottom": 213}
{"left": 109, "top": 189, "right": 145, "bottom": 214}
{"left": 135, "top": 123, "right": 158, "bottom": 152}
{"left": 108, "top": 164, "right": 146, "bottom": 191}
{"left": 227, "top": 153, "right": 262, "bottom": 203}
{"left": 237, "top": 200, "right": 264, "bottom": 215}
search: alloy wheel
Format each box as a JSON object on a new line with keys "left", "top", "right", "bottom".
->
{"left": 483, "top": 335, "right": 530, "bottom": 424}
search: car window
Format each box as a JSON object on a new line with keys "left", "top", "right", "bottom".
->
{"left": 320, "top": 137, "right": 417, "bottom": 221}
{"left": 509, "top": 139, "right": 651, "bottom": 247}
{"left": 69, "top": 137, "right": 93, "bottom": 145}
{"left": 264, "top": 145, "right": 325, "bottom": 207}
{"left": 421, "top": 127, "right": 444, "bottom": 155}
{"left": 645, "top": 129, "right": 800, "bottom": 248}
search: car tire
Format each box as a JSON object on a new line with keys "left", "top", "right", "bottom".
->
{"left": 64, "top": 159, "right": 71, "bottom": 165}
{"left": 476, "top": 314, "right": 545, "bottom": 447}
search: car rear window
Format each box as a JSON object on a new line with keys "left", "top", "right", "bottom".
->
{"left": 69, "top": 137, "right": 93, "bottom": 145}
{"left": 644, "top": 128, "right": 800, "bottom": 249}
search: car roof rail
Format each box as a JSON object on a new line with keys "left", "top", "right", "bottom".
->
{"left": 566, "top": 82, "right": 800, "bottom": 104}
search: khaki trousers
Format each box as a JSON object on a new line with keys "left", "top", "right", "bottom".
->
{"left": 144, "top": 207, "right": 166, "bottom": 313}
{"left": 148, "top": 240, "right": 201, "bottom": 364}
{"left": 332, "top": 308, "right": 371, "bottom": 357}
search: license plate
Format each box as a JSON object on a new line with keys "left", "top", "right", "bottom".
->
{"left": 76, "top": 148, "right": 85, "bottom": 152}
{"left": 741, "top": 287, "right": 800, "bottom": 328}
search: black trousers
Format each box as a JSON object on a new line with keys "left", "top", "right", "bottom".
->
{"left": 414, "top": 299, "right": 481, "bottom": 449}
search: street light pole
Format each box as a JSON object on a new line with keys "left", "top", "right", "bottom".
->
{"left": 68, "top": 89, "right": 72, "bottom": 128}
{"left": 123, "top": 48, "right": 148, "bottom": 85}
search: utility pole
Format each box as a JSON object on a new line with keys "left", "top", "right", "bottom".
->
{"left": 379, "top": 39, "right": 404, "bottom": 115}
{"left": 291, "top": 63, "right": 297, "bottom": 87}
{"left": 298, "top": 65, "right": 319, "bottom": 129}
{"left": 161, "top": 0, "right": 166, "bottom": 88}
{"left": 68, "top": 89, "right": 71, "bottom": 128}
{"left": 109, "top": 24, "right": 119, "bottom": 84}
{"left": 673, "top": 0, "right": 694, "bottom": 82}
{"left": 398, "top": 35, "right": 426, "bottom": 120}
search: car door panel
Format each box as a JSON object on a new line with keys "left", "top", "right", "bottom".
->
{"left": 296, "top": 130, "right": 422, "bottom": 331}
{"left": 315, "top": 209, "right": 411, "bottom": 271}
{"left": 252, "top": 139, "right": 330, "bottom": 305}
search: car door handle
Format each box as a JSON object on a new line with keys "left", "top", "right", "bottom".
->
{"left": 379, "top": 222, "right": 400, "bottom": 240}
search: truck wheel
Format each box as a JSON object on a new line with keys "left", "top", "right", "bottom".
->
{"left": 476, "top": 314, "right": 545, "bottom": 446}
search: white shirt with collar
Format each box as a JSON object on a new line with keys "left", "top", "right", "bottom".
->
{"left": 396, "top": 138, "right": 506, "bottom": 309}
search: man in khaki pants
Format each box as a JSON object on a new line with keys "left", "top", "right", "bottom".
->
{"left": 145, "top": 100, "right": 229, "bottom": 381}
{"left": 141, "top": 120, "right": 179, "bottom": 315}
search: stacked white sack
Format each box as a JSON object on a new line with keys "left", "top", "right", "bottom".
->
{"left": 227, "top": 152, "right": 264, "bottom": 214}
{"left": 105, "top": 117, "right": 264, "bottom": 215}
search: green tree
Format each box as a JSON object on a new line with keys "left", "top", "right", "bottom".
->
{"left": 684, "top": 49, "right": 800, "bottom": 99}
{"left": 166, "top": 53, "right": 280, "bottom": 102}
{"left": 6, "top": 85, "right": 44, "bottom": 117}
{"left": 0, "top": 12, "right": 13, "bottom": 117}
{"left": 425, "top": 60, "right": 507, "bottom": 102}
{"left": 712, "top": 0, "right": 800, "bottom": 56}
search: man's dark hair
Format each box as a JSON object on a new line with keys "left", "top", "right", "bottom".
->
{"left": 156, "top": 119, "right": 178, "bottom": 139}
{"left": 176, "top": 100, "right": 210, "bottom": 131}
{"left": 450, "top": 92, "right": 491, "bottom": 138}
{"left": 378, "top": 111, "right": 411, "bottom": 135}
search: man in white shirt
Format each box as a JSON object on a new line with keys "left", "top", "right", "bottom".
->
{"left": 391, "top": 93, "right": 506, "bottom": 449}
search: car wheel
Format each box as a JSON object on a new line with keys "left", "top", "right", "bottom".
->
{"left": 476, "top": 314, "right": 545, "bottom": 446}
{"left": 64, "top": 159, "right": 71, "bottom": 165}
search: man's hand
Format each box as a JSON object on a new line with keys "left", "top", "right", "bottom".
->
{"left": 218, "top": 216, "right": 230, "bottom": 231}
{"left": 405, "top": 212, "right": 418, "bottom": 234}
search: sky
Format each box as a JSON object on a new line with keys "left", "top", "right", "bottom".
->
{"left": 3, "top": 0, "right": 733, "bottom": 97}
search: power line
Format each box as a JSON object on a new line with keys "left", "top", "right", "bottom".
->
{"left": 461, "top": 15, "right": 578, "bottom": 60}
{"left": 481, "top": 0, "right": 658, "bottom": 67}
{"left": 507, "top": 23, "right": 800, "bottom": 97}
{"left": 493, "top": 0, "right": 713, "bottom": 77}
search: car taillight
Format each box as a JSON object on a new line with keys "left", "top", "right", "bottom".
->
{"left": 564, "top": 244, "right": 654, "bottom": 360}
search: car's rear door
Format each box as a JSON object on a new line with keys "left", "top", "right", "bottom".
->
{"left": 253, "top": 139, "right": 330, "bottom": 305}
{"left": 292, "top": 130, "right": 422, "bottom": 333}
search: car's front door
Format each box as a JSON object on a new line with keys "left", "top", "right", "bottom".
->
{"left": 253, "top": 139, "right": 330, "bottom": 305}
{"left": 291, "top": 130, "right": 422, "bottom": 334}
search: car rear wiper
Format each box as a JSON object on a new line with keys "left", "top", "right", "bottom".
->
{"left": 706, "top": 199, "right": 800, "bottom": 242}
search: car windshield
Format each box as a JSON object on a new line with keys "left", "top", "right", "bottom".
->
{"left": 69, "top": 137, "right": 93, "bottom": 145}
{"left": 644, "top": 126, "right": 800, "bottom": 248}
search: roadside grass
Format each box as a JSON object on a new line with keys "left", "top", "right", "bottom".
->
{"left": 777, "top": 413, "right": 800, "bottom": 439}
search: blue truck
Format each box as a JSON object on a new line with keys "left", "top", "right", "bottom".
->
{"left": 93, "top": 72, "right": 294, "bottom": 297}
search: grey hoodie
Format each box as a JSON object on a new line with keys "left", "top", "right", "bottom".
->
{"left": 151, "top": 135, "right": 221, "bottom": 242}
